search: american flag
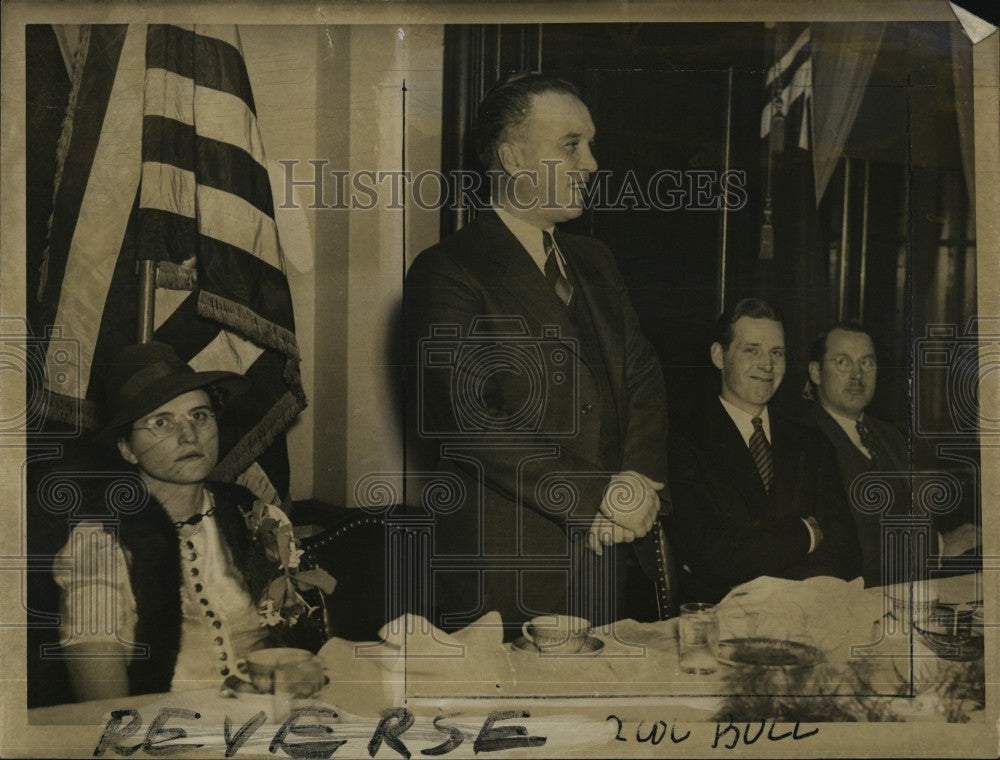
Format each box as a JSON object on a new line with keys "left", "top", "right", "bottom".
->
{"left": 36, "top": 24, "right": 305, "bottom": 500}
{"left": 760, "top": 25, "right": 813, "bottom": 152}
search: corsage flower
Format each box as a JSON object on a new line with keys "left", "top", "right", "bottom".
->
{"left": 248, "top": 501, "right": 337, "bottom": 628}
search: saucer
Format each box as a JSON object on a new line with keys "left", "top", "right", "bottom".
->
{"left": 511, "top": 635, "right": 604, "bottom": 656}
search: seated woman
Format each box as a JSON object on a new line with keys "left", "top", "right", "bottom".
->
{"left": 54, "top": 342, "right": 300, "bottom": 701}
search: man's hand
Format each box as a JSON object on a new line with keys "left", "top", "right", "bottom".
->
{"left": 598, "top": 470, "right": 664, "bottom": 538}
{"left": 941, "top": 522, "right": 980, "bottom": 556}
{"left": 585, "top": 513, "right": 636, "bottom": 556}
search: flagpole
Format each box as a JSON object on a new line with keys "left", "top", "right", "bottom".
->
{"left": 137, "top": 260, "right": 156, "bottom": 342}
{"left": 837, "top": 158, "right": 852, "bottom": 320}
{"left": 401, "top": 77, "right": 408, "bottom": 511}
{"left": 717, "top": 66, "right": 733, "bottom": 315}
{"left": 859, "top": 160, "right": 871, "bottom": 321}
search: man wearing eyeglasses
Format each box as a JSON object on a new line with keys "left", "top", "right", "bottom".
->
{"left": 803, "top": 322, "right": 980, "bottom": 586}
{"left": 665, "top": 299, "right": 861, "bottom": 603}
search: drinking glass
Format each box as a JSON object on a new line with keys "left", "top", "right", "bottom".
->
{"left": 678, "top": 602, "right": 718, "bottom": 674}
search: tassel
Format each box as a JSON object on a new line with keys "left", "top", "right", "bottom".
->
{"left": 769, "top": 99, "right": 786, "bottom": 156}
{"left": 759, "top": 203, "right": 774, "bottom": 261}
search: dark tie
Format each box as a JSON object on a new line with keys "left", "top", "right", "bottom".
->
{"left": 749, "top": 417, "right": 773, "bottom": 493}
{"left": 543, "top": 231, "right": 573, "bottom": 306}
{"left": 856, "top": 418, "right": 879, "bottom": 464}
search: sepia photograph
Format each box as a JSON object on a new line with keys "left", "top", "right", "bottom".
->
{"left": 1, "top": 1, "right": 997, "bottom": 757}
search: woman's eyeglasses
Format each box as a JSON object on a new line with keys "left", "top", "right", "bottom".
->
{"left": 132, "top": 408, "right": 216, "bottom": 438}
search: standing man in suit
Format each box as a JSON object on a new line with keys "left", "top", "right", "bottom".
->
{"left": 666, "top": 298, "right": 861, "bottom": 603}
{"left": 405, "top": 74, "right": 671, "bottom": 638}
{"left": 802, "top": 321, "right": 980, "bottom": 586}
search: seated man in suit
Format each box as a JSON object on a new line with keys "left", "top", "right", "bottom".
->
{"left": 666, "top": 298, "right": 861, "bottom": 603}
{"left": 405, "top": 73, "right": 671, "bottom": 637}
{"left": 802, "top": 321, "right": 980, "bottom": 586}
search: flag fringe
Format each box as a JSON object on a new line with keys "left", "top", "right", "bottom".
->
{"left": 212, "top": 390, "right": 305, "bottom": 483}
{"left": 39, "top": 25, "right": 92, "bottom": 302}
{"left": 197, "top": 290, "right": 300, "bottom": 360}
{"left": 155, "top": 261, "right": 198, "bottom": 290}
{"left": 42, "top": 391, "right": 100, "bottom": 430}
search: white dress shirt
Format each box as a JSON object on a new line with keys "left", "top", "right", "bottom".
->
{"left": 494, "top": 205, "right": 568, "bottom": 277}
{"left": 719, "top": 395, "right": 772, "bottom": 445}
{"left": 823, "top": 404, "right": 871, "bottom": 458}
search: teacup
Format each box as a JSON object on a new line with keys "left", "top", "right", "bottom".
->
{"left": 245, "top": 647, "right": 314, "bottom": 693}
{"left": 521, "top": 615, "right": 591, "bottom": 653}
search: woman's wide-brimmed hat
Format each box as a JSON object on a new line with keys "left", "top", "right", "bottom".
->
{"left": 104, "top": 342, "right": 245, "bottom": 431}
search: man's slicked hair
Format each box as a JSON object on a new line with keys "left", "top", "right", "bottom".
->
{"left": 807, "top": 320, "right": 875, "bottom": 366}
{"left": 713, "top": 297, "right": 784, "bottom": 350}
{"left": 474, "top": 72, "right": 582, "bottom": 171}
{"left": 802, "top": 320, "right": 876, "bottom": 399}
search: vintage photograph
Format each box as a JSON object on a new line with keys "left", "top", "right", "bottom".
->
{"left": 1, "top": 1, "right": 997, "bottom": 757}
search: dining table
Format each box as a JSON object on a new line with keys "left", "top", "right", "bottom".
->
{"left": 21, "top": 573, "right": 990, "bottom": 758}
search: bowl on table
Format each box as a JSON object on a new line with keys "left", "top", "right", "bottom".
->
{"left": 914, "top": 606, "right": 984, "bottom": 661}
{"left": 245, "top": 647, "right": 315, "bottom": 693}
{"left": 884, "top": 583, "right": 938, "bottom": 624}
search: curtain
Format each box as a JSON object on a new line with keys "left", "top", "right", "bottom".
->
{"left": 811, "top": 23, "right": 886, "bottom": 205}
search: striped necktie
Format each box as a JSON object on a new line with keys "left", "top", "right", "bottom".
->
{"left": 543, "top": 230, "right": 573, "bottom": 306}
{"left": 856, "top": 418, "right": 879, "bottom": 464}
{"left": 749, "top": 416, "right": 773, "bottom": 493}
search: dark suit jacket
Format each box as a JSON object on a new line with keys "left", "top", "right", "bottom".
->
{"left": 801, "top": 403, "right": 909, "bottom": 587}
{"left": 405, "top": 211, "right": 669, "bottom": 633}
{"left": 666, "top": 401, "right": 861, "bottom": 603}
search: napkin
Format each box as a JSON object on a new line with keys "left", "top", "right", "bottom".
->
{"left": 714, "top": 575, "right": 880, "bottom": 664}
{"left": 317, "top": 612, "right": 512, "bottom": 715}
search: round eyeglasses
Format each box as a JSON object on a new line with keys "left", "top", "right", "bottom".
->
{"left": 132, "top": 408, "right": 216, "bottom": 438}
{"left": 827, "top": 355, "right": 876, "bottom": 373}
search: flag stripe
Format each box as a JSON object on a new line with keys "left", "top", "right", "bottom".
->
{"left": 136, "top": 205, "right": 298, "bottom": 355}
{"left": 141, "top": 115, "right": 274, "bottom": 216}
{"left": 770, "top": 44, "right": 811, "bottom": 94}
{"left": 150, "top": 290, "right": 220, "bottom": 359}
{"left": 41, "top": 23, "right": 305, "bottom": 500}
{"left": 197, "top": 243, "right": 296, "bottom": 337}
{"left": 187, "top": 330, "right": 264, "bottom": 375}
{"left": 146, "top": 24, "right": 256, "bottom": 114}
{"left": 137, "top": 207, "right": 197, "bottom": 267}
{"left": 138, "top": 164, "right": 281, "bottom": 265}
{"left": 761, "top": 59, "right": 812, "bottom": 139}
{"left": 143, "top": 67, "right": 266, "bottom": 166}
{"left": 39, "top": 25, "right": 127, "bottom": 331}
{"left": 212, "top": 350, "right": 297, "bottom": 484}
{"left": 135, "top": 206, "right": 293, "bottom": 340}
{"left": 47, "top": 25, "right": 146, "bottom": 399}
{"left": 765, "top": 27, "right": 811, "bottom": 87}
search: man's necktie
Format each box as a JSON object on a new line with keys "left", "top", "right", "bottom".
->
{"left": 749, "top": 417, "right": 773, "bottom": 493}
{"left": 856, "top": 418, "right": 879, "bottom": 464}
{"left": 543, "top": 231, "right": 573, "bottom": 306}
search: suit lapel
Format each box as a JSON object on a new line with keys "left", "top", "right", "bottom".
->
{"left": 475, "top": 213, "right": 588, "bottom": 363}
{"left": 708, "top": 402, "right": 769, "bottom": 513}
{"left": 813, "top": 405, "right": 871, "bottom": 475}
{"left": 867, "top": 417, "right": 908, "bottom": 472}
{"left": 768, "top": 412, "right": 798, "bottom": 509}
{"left": 557, "top": 232, "right": 625, "bottom": 402}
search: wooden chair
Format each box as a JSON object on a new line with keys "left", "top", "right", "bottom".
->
{"left": 299, "top": 512, "right": 390, "bottom": 641}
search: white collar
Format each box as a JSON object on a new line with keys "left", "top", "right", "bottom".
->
{"left": 822, "top": 403, "right": 870, "bottom": 458}
{"left": 718, "top": 396, "right": 771, "bottom": 447}
{"left": 494, "top": 205, "right": 563, "bottom": 275}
